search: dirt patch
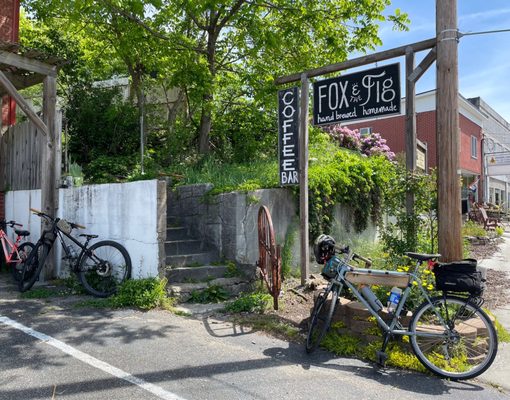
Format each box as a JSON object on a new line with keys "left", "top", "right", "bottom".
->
{"left": 267, "top": 239, "right": 509, "bottom": 330}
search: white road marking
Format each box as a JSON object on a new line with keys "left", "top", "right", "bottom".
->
{"left": 0, "top": 315, "right": 186, "bottom": 400}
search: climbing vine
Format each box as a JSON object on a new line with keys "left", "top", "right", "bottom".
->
{"left": 307, "top": 130, "right": 396, "bottom": 240}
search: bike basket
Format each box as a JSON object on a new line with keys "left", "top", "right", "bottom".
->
{"left": 321, "top": 255, "right": 345, "bottom": 279}
{"left": 56, "top": 219, "right": 72, "bottom": 235}
{"left": 433, "top": 259, "right": 483, "bottom": 295}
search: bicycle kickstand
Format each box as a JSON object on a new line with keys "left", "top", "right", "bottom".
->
{"left": 376, "top": 333, "right": 391, "bottom": 367}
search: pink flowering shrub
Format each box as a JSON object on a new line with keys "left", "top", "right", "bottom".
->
{"left": 325, "top": 125, "right": 395, "bottom": 160}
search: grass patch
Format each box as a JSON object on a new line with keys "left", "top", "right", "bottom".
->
{"left": 19, "top": 287, "right": 64, "bottom": 299}
{"left": 170, "top": 158, "right": 279, "bottom": 194}
{"left": 225, "top": 292, "right": 272, "bottom": 313}
{"left": 74, "top": 277, "right": 175, "bottom": 311}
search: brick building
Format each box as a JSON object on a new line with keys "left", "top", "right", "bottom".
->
{"left": 1, "top": 0, "right": 20, "bottom": 129}
{"left": 343, "top": 90, "right": 485, "bottom": 211}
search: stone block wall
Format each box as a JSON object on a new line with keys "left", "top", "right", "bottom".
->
{"left": 168, "top": 184, "right": 380, "bottom": 272}
{"left": 168, "top": 185, "right": 298, "bottom": 267}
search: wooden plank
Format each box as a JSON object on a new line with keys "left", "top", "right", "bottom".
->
{"left": 299, "top": 74, "right": 310, "bottom": 285}
{"left": 405, "top": 48, "right": 416, "bottom": 235}
{"left": 41, "top": 75, "right": 59, "bottom": 279}
{"left": 275, "top": 37, "right": 436, "bottom": 84}
{"left": 408, "top": 47, "right": 437, "bottom": 83}
{"left": 0, "top": 70, "right": 49, "bottom": 136}
{"left": 346, "top": 271, "right": 410, "bottom": 288}
{"left": 0, "top": 50, "right": 57, "bottom": 77}
{"left": 0, "top": 71, "right": 45, "bottom": 96}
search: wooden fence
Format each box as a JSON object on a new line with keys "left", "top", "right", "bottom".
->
{"left": 0, "top": 113, "right": 61, "bottom": 191}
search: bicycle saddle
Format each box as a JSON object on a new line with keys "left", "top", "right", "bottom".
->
{"left": 405, "top": 252, "right": 441, "bottom": 262}
{"left": 14, "top": 229, "right": 30, "bottom": 237}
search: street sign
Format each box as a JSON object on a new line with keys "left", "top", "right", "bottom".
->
{"left": 312, "top": 63, "right": 400, "bottom": 126}
{"left": 278, "top": 87, "right": 299, "bottom": 186}
{"left": 487, "top": 151, "right": 510, "bottom": 176}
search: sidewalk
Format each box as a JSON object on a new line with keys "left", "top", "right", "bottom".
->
{"left": 478, "top": 231, "right": 510, "bottom": 391}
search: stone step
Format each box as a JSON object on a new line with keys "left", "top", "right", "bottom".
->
{"left": 166, "top": 227, "right": 188, "bottom": 241}
{"left": 165, "top": 239, "right": 204, "bottom": 255}
{"left": 166, "top": 251, "right": 220, "bottom": 268}
{"left": 166, "top": 264, "right": 255, "bottom": 284}
{"left": 166, "top": 276, "right": 253, "bottom": 302}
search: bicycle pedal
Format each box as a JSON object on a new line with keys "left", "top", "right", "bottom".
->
{"left": 376, "top": 350, "right": 388, "bottom": 367}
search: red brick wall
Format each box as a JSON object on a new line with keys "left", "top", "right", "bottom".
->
{"left": 344, "top": 110, "right": 482, "bottom": 175}
{"left": 1, "top": 0, "right": 20, "bottom": 127}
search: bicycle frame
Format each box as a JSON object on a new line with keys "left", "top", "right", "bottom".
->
{"left": 0, "top": 229, "right": 24, "bottom": 264}
{"left": 332, "top": 259, "right": 452, "bottom": 340}
{"left": 55, "top": 228, "right": 95, "bottom": 272}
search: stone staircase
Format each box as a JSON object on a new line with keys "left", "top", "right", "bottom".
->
{"left": 165, "top": 189, "right": 254, "bottom": 302}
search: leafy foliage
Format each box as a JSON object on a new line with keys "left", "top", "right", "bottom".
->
{"left": 110, "top": 277, "right": 173, "bottom": 310}
{"left": 66, "top": 86, "right": 139, "bottom": 164}
{"left": 380, "top": 164, "right": 438, "bottom": 257}
{"left": 308, "top": 129, "right": 395, "bottom": 238}
{"left": 224, "top": 292, "right": 272, "bottom": 313}
{"left": 189, "top": 285, "right": 229, "bottom": 303}
{"left": 22, "top": 0, "right": 409, "bottom": 163}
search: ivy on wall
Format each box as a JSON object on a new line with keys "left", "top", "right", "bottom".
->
{"left": 307, "top": 130, "right": 396, "bottom": 241}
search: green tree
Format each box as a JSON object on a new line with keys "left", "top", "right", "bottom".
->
{"left": 22, "top": 0, "right": 409, "bottom": 159}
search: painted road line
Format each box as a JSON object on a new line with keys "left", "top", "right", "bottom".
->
{"left": 0, "top": 315, "right": 186, "bottom": 400}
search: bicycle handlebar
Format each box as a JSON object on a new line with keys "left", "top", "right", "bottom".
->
{"left": 30, "top": 208, "right": 86, "bottom": 229}
{"left": 352, "top": 253, "right": 372, "bottom": 268}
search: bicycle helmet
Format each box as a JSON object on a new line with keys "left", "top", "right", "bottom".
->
{"left": 313, "top": 234, "right": 336, "bottom": 264}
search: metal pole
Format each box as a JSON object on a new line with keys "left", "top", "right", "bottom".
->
{"left": 299, "top": 74, "right": 309, "bottom": 285}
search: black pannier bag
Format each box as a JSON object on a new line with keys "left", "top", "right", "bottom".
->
{"left": 433, "top": 259, "right": 484, "bottom": 296}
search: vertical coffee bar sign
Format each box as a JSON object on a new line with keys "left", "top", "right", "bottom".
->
{"left": 313, "top": 63, "right": 400, "bottom": 126}
{"left": 278, "top": 87, "right": 299, "bottom": 186}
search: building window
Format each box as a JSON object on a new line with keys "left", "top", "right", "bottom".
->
{"left": 360, "top": 127, "right": 372, "bottom": 136}
{"left": 471, "top": 136, "right": 477, "bottom": 159}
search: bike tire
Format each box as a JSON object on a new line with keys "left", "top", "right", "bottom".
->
{"left": 11, "top": 242, "right": 35, "bottom": 282}
{"left": 306, "top": 285, "right": 338, "bottom": 353}
{"left": 410, "top": 295, "right": 498, "bottom": 380}
{"left": 18, "top": 243, "right": 49, "bottom": 292}
{"left": 78, "top": 240, "right": 131, "bottom": 298}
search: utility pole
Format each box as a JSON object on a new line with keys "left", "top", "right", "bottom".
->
{"left": 436, "top": 0, "right": 462, "bottom": 261}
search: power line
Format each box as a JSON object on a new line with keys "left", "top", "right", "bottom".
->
{"left": 459, "top": 28, "right": 510, "bottom": 37}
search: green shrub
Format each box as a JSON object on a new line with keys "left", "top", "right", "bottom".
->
{"left": 462, "top": 220, "right": 487, "bottom": 238}
{"left": 189, "top": 285, "right": 229, "bottom": 303}
{"left": 225, "top": 293, "right": 272, "bottom": 313}
{"left": 110, "top": 277, "right": 173, "bottom": 310}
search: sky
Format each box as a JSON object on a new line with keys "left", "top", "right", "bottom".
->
{"left": 365, "top": 0, "right": 510, "bottom": 122}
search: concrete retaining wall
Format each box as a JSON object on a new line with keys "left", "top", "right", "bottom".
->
{"left": 5, "top": 179, "right": 167, "bottom": 279}
{"left": 169, "top": 184, "right": 377, "bottom": 271}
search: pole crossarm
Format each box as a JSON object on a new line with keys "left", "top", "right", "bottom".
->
{"left": 275, "top": 37, "right": 436, "bottom": 85}
{"left": 408, "top": 47, "right": 437, "bottom": 83}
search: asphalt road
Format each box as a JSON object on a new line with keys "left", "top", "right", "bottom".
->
{"left": 0, "top": 280, "right": 508, "bottom": 400}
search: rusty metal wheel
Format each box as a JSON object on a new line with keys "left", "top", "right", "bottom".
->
{"left": 257, "top": 205, "right": 282, "bottom": 310}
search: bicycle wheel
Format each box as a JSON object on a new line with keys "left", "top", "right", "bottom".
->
{"left": 410, "top": 295, "right": 498, "bottom": 380}
{"left": 18, "top": 243, "right": 49, "bottom": 292}
{"left": 78, "top": 240, "right": 131, "bottom": 298}
{"left": 11, "top": 242, "right": 35, "bottom": 282}
{"left": 306, "top": 285, "right": 339, "bottom": 353}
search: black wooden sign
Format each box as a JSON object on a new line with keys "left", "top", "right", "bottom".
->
{"left": 278, "top": 87, "right": 299, "bottom": 186}
{"left": 313, "top": 63, "right": 400, "bottom": 126}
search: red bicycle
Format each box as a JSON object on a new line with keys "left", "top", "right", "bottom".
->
{"left": 0, "top": 220, "right": 34, "bottom": 282}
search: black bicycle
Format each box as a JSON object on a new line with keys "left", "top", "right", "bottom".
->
{"left": 18, "top": 208, "right": 132, "bottom": 297}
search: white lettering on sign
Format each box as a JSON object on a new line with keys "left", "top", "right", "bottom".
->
{"left": 313, "top": 63, "right": 400, "bottom": 126}
{"left": 278, "top": 87, "right": 299, "bottom": 186}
